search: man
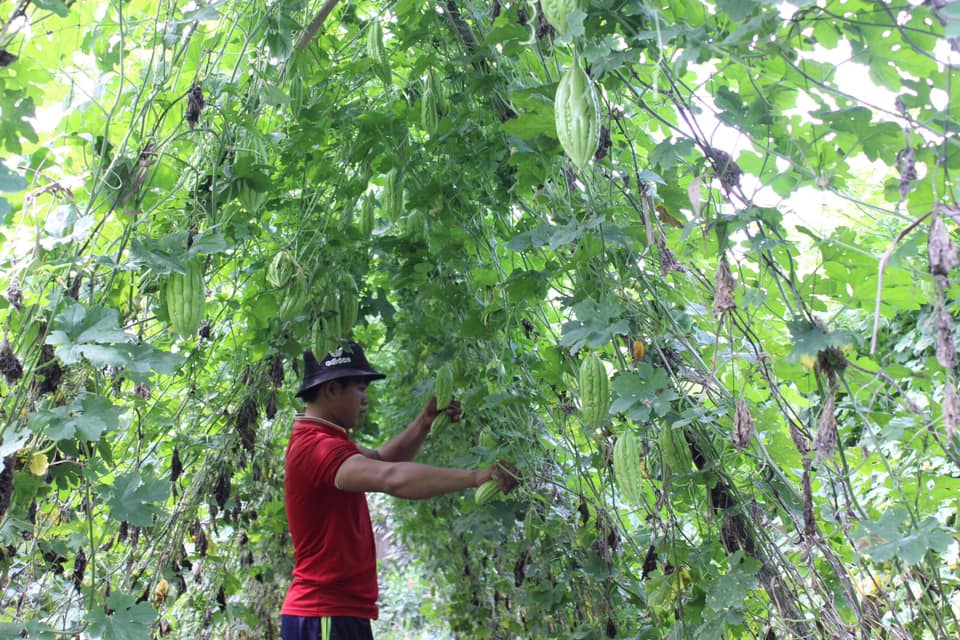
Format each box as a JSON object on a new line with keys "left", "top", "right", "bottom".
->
{"left": 281, "top": 342, "right": 518, "bottom": 640}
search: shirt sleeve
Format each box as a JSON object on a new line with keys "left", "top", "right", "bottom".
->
{"left": 301, "top": 434, "right": 362, "bottom": 489}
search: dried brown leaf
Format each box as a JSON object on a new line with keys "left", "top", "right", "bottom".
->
{"left": 928, "top": 215, "right": 959, "bottom": 276}
{"left": 897, "top": 147, "right": 917, "bottom": 199}
{"left": 5, "top": 275, "right": 21, "bottom": 310}
{"left": 733, "top": 394, "right": 756, "bottom": 449}
{"left": 713, "top": 255, "right": 737, "bottom": 315}
{"left": 802, "top": 467, "right": 816, "bottom": 540}
{"left": 935, "top": 306, "right": 956, "bottom": 370}
{"left": 705, "top": 147, "right": 742, "bottom": 193}
{"left": 0, "top": 338, "right": 23, "bottom": 384}
{"left": 814, "top": 392, "right": 838, "bottom": 464}
{"left": 943, "top": 384, "right": 960, "bottom": 439}
{"left": 656, "top": 232, "right": 683, "bottom": 276}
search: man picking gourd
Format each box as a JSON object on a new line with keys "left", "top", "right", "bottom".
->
{"left": 281, "top": 341, "right": 518, "bottom": 640}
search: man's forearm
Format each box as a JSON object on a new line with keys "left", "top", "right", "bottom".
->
{"left": 377, "top": 415, "right": 431, "bottom": 462}
{"left": 381, "top": 462, "right": 490, "bottom": 499}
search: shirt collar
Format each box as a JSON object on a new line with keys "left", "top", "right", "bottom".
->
{"left": 294, "top": 413, "right": 349, "bottom": 435}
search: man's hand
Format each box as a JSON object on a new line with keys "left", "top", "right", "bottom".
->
{"left": 489, "top": 460, "right": 521, "bottom": 494}
{"left": 421, "top": 395, "right": 463, "bottom": 426}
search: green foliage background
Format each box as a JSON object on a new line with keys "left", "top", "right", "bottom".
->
{"left": 1, "top": 0, "right": 959, "bottom": 637}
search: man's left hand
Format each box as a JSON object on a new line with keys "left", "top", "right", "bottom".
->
{"left": 421, "top": 396, "right": 463, "bottom": 426}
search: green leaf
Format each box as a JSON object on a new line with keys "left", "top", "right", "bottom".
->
{"left": 0, "top": 621, "right": 57, "bottom": 639}
{"left": 610, "top": 364, "right": 678, "bottom": 422}
{"left": 784, "top": 317, "right": 854, "bottom": 364}
{"left": 86, "top": 592, "right": 157, "bottom": 640}
{"left": 716, "top": 0, "right": 759, "bottom": 21}
{"left": 705, "top": 556, "right": 760, "bottom": 611}
{"left": 650, "top": 138, "right": 696, "bottom": 173}
{"left": 0, "top": 160, "right": 27, "bottom": 192}
{"left": 187, "top": 229, "right": 230, "bottom": 256}
{"left": 854, "top": 508, "right": 953, "bottom": 564}
{"left": 46, "top": 302, "right": 134, "bottom": 365}
{"left": 501, "top": 107, "right": 557, "bottom": 139}
{"left": 32, "top": 0, "right": 71, "bottom": 16}
{"left": 0, "top": 89, "right": 38, "bottom": 153}
{"left": 101, "top": 469, "right": 170, "bottom": 527}
{"left": 560, "top": 297, "right": 630, "bottom": 350}
{"left": 28, "top": 394, "right": 121, "bottom": 442}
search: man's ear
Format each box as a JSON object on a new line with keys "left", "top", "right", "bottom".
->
{"left": 323, "top": 379, "right": 343, "bottom": 398}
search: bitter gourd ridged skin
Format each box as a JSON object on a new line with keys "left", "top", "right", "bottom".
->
{"left": 613, "top": 430, "right": 644, "bottom": 505}
{"left": 435, "top": 363, "right": 454, "bottom": 409}
{"left": 659, "top": 423, "right": 693, "bottom": 476}
{"left": 579, "top": 352, "right": 609, "bottom": 429}
{"left": 166, "top": 262, "right": 204, "bottom": 338}
{"left": 475, "top": 479, "right": 501, "bottom": 505}
{"left": 555, "top": 60, "right": 600, "bottom": 170}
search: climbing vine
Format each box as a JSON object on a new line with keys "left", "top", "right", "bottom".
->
{"left": 1, "top": 0, "right": 959, "bottom": 638}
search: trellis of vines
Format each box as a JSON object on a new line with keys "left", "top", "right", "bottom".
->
{"left": 0, "top": 0, "right": 958, "bottom": 638}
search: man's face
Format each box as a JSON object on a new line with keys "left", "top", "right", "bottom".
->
{"left": 332, "top": 378, "right": 369, "bottom": 429}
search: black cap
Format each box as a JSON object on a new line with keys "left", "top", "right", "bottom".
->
{"left": 295, "top": 341, "right": 386, "bottom": 399}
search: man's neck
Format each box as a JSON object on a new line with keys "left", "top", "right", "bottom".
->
{"left": 303, "top": 405, "right": 349, "bottom": 433}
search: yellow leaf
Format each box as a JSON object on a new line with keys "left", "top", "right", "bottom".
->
{"left": 29, "top": 452, "right": 49, "bottom": 476}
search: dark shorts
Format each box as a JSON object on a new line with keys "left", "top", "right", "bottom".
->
{"left": 281, "top": 615, "right": 373, "bottom": 640}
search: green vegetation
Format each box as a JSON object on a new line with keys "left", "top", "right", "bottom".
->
{"left": 1, "top": 0, "right": 959, "bottom": 637}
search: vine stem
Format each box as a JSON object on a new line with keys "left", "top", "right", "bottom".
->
{"left": 869, "top": 208, "right": 933, "bottom": 355}
{"left": 296, "top": 0, "right": 341, "bottom": 50}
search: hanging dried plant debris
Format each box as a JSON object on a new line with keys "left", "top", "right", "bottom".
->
{"left": 0, "top": 455, "right": 13, "bottom": 518}
{"left": 943, "top": 384, "right": 960, "bottom": 439}
{"left": 6, "top": 275, "right": 22, "bottom": 310}
{"left": 814, "top": 392, "right": 838, "bottom": 464}
{"left": 72, "top": 547, "right": 87, "bottom": 592}
{"left": 705, "top": 146, "right": 742, "bottom": 193}
{"left": 170, "top": 447, "right": 183, "bottom": 484}
{"left": 214, "top": 467, "right": 231, "bottom": 510}
{"left": 185, "top": 85, "right": 205, "bottom": 129}
{"left": 269, "top": 355, "right": 285, "bottom": 387}
{"left": 535, "top": 1, "right": 555, "bottom": 39}
{"left": 897, "top": 146, "right": 917, "bottom": 198}
{"left": 656, "top": 232, "right": 684, "bottom": 276}
{"left": 933, "top": 299, "right": 957, "bottom": 371}
{"left": 0, "top": 338, "right": 23, "bottom": 384}
{"left": 802, "top": 467, "right": 816, "bottom": 540}
{"left": 36, "top": 344, "right": 63, "bottom": 397}
{"left": 595, "top": 125, "right": 611, "bottom": 161}
{"left": 733, "top": 394, "right": 756, "bottom": 449}
{"left": 606, "top": 617, "right": 617, "bottom": 638}
{"left": 134, "top": 381, "right": 151, "bottom": 401}
{"left": 118, "top": 520, "right": 129, "bottom": 543}
{"left": 641, "top": 544, "right": 657, "bottom": 579}
{"left": 784, "top": 420, "right": 809, "bottom": 457}
{"left": 235, "top": 396, "right": 258, "bottom": 454}
{"left": 513, "top": 549, "right": 529, "bottom": 586}
{"left": 928, "top": 215, "right": 959, "bottom": 277}
{"left": 713, "top": 255, "right": 737, "bottom": 316}
{"left": 265, "top": 390, "right": 277, "bottom": 420}
{"left": 192, "top": 521, "right": 208, "bottom": 556}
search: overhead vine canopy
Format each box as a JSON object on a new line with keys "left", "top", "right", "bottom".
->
{"left": 1, "top": 0, "right": 959, "bottom": 637}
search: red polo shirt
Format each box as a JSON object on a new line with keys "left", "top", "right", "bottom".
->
{"left": 281, "top": 415, "right": 378, "bottom": 619}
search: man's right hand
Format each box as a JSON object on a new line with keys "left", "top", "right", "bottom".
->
{"left": 490, "top": 461, "right": 521, "bottom": 494}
